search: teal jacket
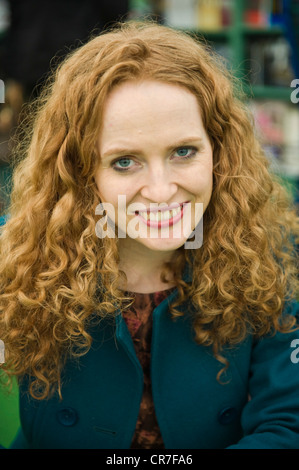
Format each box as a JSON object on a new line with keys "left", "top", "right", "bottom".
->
{"left": 7, "top": 288, "right": 299, "bottom": 449}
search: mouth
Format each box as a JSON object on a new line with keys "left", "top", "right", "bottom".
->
{"left": 134, "top": 201, "right": 189, "bottom": 228}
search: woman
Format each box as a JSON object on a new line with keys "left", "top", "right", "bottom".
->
{"left": 0, "top": 21, "right": 299, "bottom": 449}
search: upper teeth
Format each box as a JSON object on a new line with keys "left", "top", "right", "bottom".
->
{"left": 139, "top": 206, "right": 181, "bottom": 222}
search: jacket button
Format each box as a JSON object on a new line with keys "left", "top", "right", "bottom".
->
{"left": 56, "top": 407, "right": 78, "bottom": 426}
{"left": 218, "top": 407, "right": 238, "bottom": 425}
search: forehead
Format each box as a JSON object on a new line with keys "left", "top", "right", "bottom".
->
{"left": 99, "top": 80, "right": 204, "bottom": 139}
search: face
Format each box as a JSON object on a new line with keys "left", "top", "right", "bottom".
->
{"left": 95, "top": 80, "right": 213, "bottom": 254}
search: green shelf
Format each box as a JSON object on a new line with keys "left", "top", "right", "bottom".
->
{"left": 245, "top": 85, "right": 293, "bottom": 101}
{"left": 241, "top": 25, "right": 285, "bottom": 36}
{"left": 191, "top": 28, "right": 231, "bottom": 41}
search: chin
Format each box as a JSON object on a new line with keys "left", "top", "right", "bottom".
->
{"left": 136, "top": 236, "right": 189, "bottom": 253}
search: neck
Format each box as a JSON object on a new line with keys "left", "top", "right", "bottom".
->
{"left": 118, "top": 239, "right": 177, "bottom": 293}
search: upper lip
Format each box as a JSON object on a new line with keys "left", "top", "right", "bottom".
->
{"left": 135, "top": 201, "right": 189, "bottom": 214}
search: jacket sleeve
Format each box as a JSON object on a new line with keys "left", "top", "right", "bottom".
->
{"left": 227, "top": 301, "right": 299, "bottom": 449}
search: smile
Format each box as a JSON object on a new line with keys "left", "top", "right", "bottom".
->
{"left": 134, "top": 202, "right": 189, "bottom": 228}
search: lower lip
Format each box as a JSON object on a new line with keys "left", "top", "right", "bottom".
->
{"left": 136, "top": 203, "right": 187, "bottom": 228}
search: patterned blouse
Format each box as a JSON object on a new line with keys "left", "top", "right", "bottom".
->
{"left": 122, "top": 288, "right": 174, "bottom": 449}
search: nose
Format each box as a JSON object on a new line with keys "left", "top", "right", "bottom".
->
{"left": 139, "top": 164, "right": 178, "bottom": 203}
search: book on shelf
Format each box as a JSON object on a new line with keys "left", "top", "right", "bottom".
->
{"left": 244, "top": 0, "right": 270, "bottom": 26}
{"left": 249, "top": 100, "right": 299, "bottom": 177}
{"left": 248, "top": 36, "right": 295, "bottom": 87}
{"left": 163, "top": 0, "right": 198, "bottom": 29}
{"left": 163, "top": 0, "right": 232, "bottom": 30}
{"left": 244, "top": 0, "right": 287, "bottom": 27}
{"left": 197, "top": 0, "right": 230, "bottom": 30}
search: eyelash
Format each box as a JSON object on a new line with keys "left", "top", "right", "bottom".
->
{"left": 111, "top": 146, "right": 198, "bottom": 172}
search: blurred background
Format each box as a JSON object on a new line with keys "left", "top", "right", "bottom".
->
{"left": 0, "top": 0, "right": 299, "bottom": 448}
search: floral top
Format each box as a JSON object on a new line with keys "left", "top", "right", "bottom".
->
{"left": 122, "top": 288, "right": 174, "bottom": 449}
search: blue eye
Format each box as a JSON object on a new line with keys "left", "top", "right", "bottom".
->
{"left": 112, "top": 157, "right": 134, "bottom": 171}
{"left": 173, "top": 147, "right": 196, "bottom": 159}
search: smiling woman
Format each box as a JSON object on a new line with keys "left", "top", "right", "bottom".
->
{"left": 0, "top": 20, "right": 299, "bottom": 450}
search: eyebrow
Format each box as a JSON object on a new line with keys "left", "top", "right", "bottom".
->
{"left": 101, "top": 137, "right": 204, "bottom": 160}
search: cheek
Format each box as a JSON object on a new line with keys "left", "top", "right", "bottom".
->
{"left": 95, "top": 173, "right": 114, "bottom": 204}
{"left": 188, "top": 172, "right": 213, "bottom": 196}
{"left": 95, "top": 171, "right": 137, "bottom": 205}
